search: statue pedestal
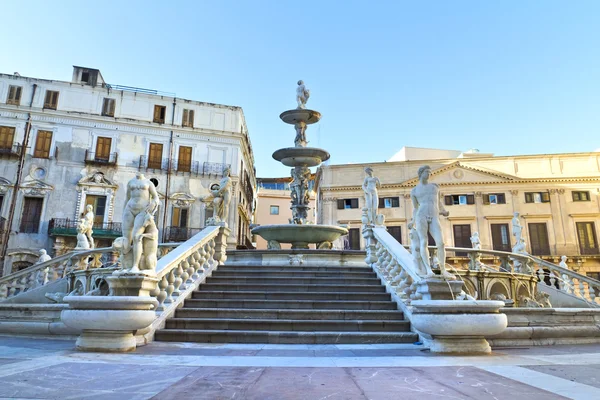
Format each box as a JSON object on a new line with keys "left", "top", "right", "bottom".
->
{"left": 416, "top": 278, "right": 463, "bottom": 300}
{"left": 106, "top": 272, "right": 158, "bottom": 297}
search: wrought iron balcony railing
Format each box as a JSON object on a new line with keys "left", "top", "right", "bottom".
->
{"left": 84, "top": 150, "right": 118, "bottom": 165}
{"left": 203, "top": 162, "right": 230, "bottom": 176}
{"left": 165, "top": 226, "right": 203, "bottom": 242}
{"left": 139, "top": 156, "right": 169, "bottom": 171}
{"left": 48, "top": 218, "right": 122, "bottom": 239}
{"left": 0, "top": 143, "right": 22, "bottom": 158}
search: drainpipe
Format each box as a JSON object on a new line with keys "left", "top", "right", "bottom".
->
{"left": 0, "top": 84, "right": 37, "bottom": 275}
{"left": 161, "top": 98, "right": 176, "bottom": 242}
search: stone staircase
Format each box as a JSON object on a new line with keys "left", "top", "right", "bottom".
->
{"left": 155, "top": 263, "right": 418, "bottom": 344}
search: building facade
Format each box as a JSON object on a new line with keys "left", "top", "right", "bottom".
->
{"left": 316, "top": 148, "right": 600, "bottom": 278}
{"left": 0, "top": 67, "right": 256, "bottom": 275}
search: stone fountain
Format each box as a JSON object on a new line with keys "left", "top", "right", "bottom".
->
{"left": 252, "top": 81, "right": 348, "bottom": 249}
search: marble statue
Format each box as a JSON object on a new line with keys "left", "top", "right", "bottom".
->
{"left": 296, "top": 80, "right": 310, "bottom": 109}
{"left": 35, "top": 249, "right": 51, "bottom": 264}
{"left": 470, "top": 231, "right": 483, "bottom": 268}
{"left": 559, "top": 255, "right": 569, "bottom": 269}
{"left": 512, "top": 212, "right": 522, "bottom": 243}
{"left": 362, "top": 167, "right": 381, "bottom": 226}
{"left": 511, "top": 237, "right": 532, "bottom": 274}
{"left": 294, "top": 121, "right": 307, "bottom": 147}
{"left": 117, "top": 172, "right": 160, "bottom": 274}
{"left": 410, "top": 165, "right": 455, "bottom": 280}
{"left": 82, "top": 204, "right": 96, "bottom": 249}
{"left": 75, "top": 219, "right": 91, "bottom": 249}
{"left": 207, "top": 167, "right": 232, "bottom": 226}
{"left": 408, "top": 221, "right": 427, "bottom": 276}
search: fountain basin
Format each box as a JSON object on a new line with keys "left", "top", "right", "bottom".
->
{"left": 252, "top": 224, "right": 348, "bottom": 250}
{"left": 280, "top": 109, "right": 321, "bottom": 125}
{"left": 273, "top": 147, "right": 330, "bottom": 167}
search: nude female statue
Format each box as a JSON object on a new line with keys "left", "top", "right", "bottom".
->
{"left": 362, "top": 167, "right": 380, "bottom": 225}
{"left": 82, "top": 204, "right": 95, "bottom": 249}
{"left": 410, "top": 165, "right": 455, "bottom": 280}
{"left": 211, "top": 167, "right": 232, "bottom": 225}
{"left": 122, "top": 172, "right": 160, "bottom": 272}
{"left": 296, "top": 80, "right": 310, "bottom": 109}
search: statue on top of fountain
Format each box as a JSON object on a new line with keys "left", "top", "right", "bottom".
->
{"left": 410, "top": 165, "right": 456, "bottom": 280}
{"left": 296, "top": 80, "right": 310, "bottom": 109}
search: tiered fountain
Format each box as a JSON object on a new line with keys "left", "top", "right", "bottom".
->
{"left": 252, "top": 81, "right": 348, "bottom": 249}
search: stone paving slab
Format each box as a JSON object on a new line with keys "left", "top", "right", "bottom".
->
{"left": 524, "top": 364, "right": 600, "bottom": 389}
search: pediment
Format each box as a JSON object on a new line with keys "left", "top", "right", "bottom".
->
{"left": 170, "top": 192, "right": 196, "bottom": 208}
{"left": 401, "top": 162, "right": 517, "bottom": 186}
{"left": 20, "top": 177, "right": 53, "bottom": 194}
{"left": 77, "top": 171, "right": 117, "bottom": 188}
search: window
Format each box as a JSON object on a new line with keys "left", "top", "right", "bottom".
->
{"left": 81, "top": 71, "right": 90, "bottom": 83}
{"left": 33, "top": 130, "right": 52, "bottom": 158}
{"left": 153, "top": 105, "right": 166, "bottom": 123}
{"left": 348, "top": 228, "right": 361, "bottom": 250}
{"left": 43, "top": 90, "right": 59, "bottom": 109}
{"left": 0, "top": 126, "right": 16, "bottom": 150}
{"left": 491, "top": 223, "right": 511, "bottom": 252}
{"left": 0, "top": 195, "right": 4, "bottom": 214}
{"left": 95, "top": 137, "right": 112, "bottom": 162}
{"left": 102, "top": 98, "right": 115, "bottom": 117}
{"left": 379, "top": 197, "right": 400, "bottom": 208}
{"left": 182, "top": 109, "right": 194, "bottom": 128}
{"left": 576, "top": 222, "right": 599, "bottom": 255}
{"left": 484, "top": 193, "right": 506, "bottom": 205}
{"left": 148, "top": 143, "right": 163, "bottom": 169}
{"left": 270, "top": 205, "right": 279, "bottom": 215}
{"left": 171, "top": 207, "right": 188, "bottom": 228}
{"left": 525, "top": 192, "right": 550, "bottom": 203}
{"left": 337, "top": 198, "right": 359, "bottom": 209}
{"left": 528, "top": 223, "right": 550, "bottom": 255}
{"left": 572, "top": 191, "right": 590, "bottom": 202}
{"left": 453, "top": 224, "right": 472, "bottom": 256}
{"left": 444, "top": 194, "right": 475, "bottom": 206}
{"left": 7, "top": 85, "right": 22, "bottom": 105}
{"left": 388, "top": 226, "right": 402, "bottom": 243}
{"left": 20, "top": 197, "right": 43, "bottom": 233}
{"left": 177, "top": 146, "right": 192, "bottom": 172}
{"left": 84, "top": 195, "right": 107, "bottom": 225}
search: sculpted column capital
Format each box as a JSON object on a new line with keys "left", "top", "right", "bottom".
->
{"left": 510, "top": 190, "right": 519, "bottom": 195}
{"left": 475, "top": 192, "right": 483, "bottom": 198}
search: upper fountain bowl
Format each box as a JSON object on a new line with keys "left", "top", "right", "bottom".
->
{"left": 273, "top": 147, "right": 330, "bottom": 167}
{"left": 280, "top": 109, "right": 322, "bottom": 125}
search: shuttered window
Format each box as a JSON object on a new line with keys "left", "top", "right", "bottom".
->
{"left": 577, "top": 222, "right": 599, "bottom": 255}
{"left": 379, "top": 197, "right": 400, "bottom": 208}
{"left": 388, "top": 226, "right": 402, "bottom": 243}
{"left": 445, "top": 194, "right": 475, "bottom": 205}
{"left": 7, "top": 85, "right": 22, "bottom": 105}
{"left": 177, "top": 146, "right": 192, "bottom": 172}
{"left": 33, "top": 130, "right": 52, "bottom": 158}
{"left": 153, "top": 105, "right": 166, "bottom": 123}
{"left": 95, "top": 137, "right": 112, "bottom": 161}
{"left": 43, "top": 90, "right": 59, "bottom": 109}
{"left": 148, "top": 143, "right": 163, "bottom": 169}
{"left": 337, "top": 198, "right": 359, "bottom": 209}
{"left": 525, "top": 192, "right": 550, "bottom": 203}
{"left": 20, "top": 197, "right": 43, "bottom": 233}
{"left": 182, "top": 109, "right": 194, "bottom": 128}
{"left": 491, "top": 223, "right": 511, "bottom": 252}
{"left": 0, "top": 126, "right": 16, "bottom": 150}
{"left": 171, "top": 207, "right": 188, "bottom": 228}
{"left": 453, "top": 224, "right": 472, "bottom": 256}
{"left": 85, "top": 195, "right": 107, "bottom": 225}
{"left": 102, "top": 98, "right": 116, "bottom": 117}
{"left": 528, "top": 223, "right": 550, "bottom": 255}
{"left": 483, "top": 193, "right": 506, "bottom": 205}
{"left": 572, "top": 191, "right": 590, "bottom": 202}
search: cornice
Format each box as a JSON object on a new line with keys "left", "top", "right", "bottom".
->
{"left": 484, "top": 216, "right": 514, "bottom": 220}
{"left": 521, "top": 214, "right": 552, "bottom": 219}
{"left": 568, "top": 213, "right": 600, "bottom": 218}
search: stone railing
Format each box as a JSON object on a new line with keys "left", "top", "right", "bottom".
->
{"left": 0, "top": 243, "right": 179, "bottom": 301}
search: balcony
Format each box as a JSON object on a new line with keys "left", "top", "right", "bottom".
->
{"left": 203, "top": 162, "right": 230, "bottom": 176}
{"left": 165, "top": 226, "right": 202, "bottom": 242}
{"left": 48, "top": 218, "right": 122, "bottom": 239}
{"left": 0, "top": 143, "right": 22, "bottom": 159}
{"left": 84, "top": 150, "right": 118, "bottom": 166}
{"left": 139, "top": 156, "right": 169, "bottom": 171}
{"left": 172, "top": 160, "right": 201, "bottom": 176}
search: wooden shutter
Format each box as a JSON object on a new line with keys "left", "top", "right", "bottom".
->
{"left": 44, "top": 91, "right": 58, "bottom": 109}
{"left": 378, "top": 198, "right": 385, "bottom": 208}
{"left": 466, "top": 194, "right": 475, "bottom": 205}
{"left": 34, "top": 130, "right": 52, "bottom": 158}
{"left": 453, "top": 224, "right": 472, "bottom": 256}
{"left": 182, "top": 109, "right": 194, "bottom": 127}
{"left": 497, "top": 193, "right": 506, "bottom": 204}
{"left": 491, "top": 223, "right": 511, "bottom": 252}
{"left": 148, "top": 143, "right": 163, "bottom": 169}
{"left": 7, "top": 86, "right": 22, "bottom": 105}
{"left": 337, "top": 199, "right": 344, "bottom": 210}
{"left": 153, "top": 105, "right": 166, "bottom": 123}
{"left": 102, "top": 98, "right": 115, "bottom": 116}
{"left": 528, "top": 223, "right": 550, "bottom": 255}
{"left": 20, "top": 197, "right": 43, "bottom": 233}
{"left": 350, "top": 198, "right": 359, "bottom": 209}
{"left": 525, "top": 193, "right": 533, "bottom": 203}
{"left": 483, "top": 194, "right": 490, "bottom": 205}
{"left": 541, "top": 192, "right": 550, "bottom": 203}
{"left": 577, "top": 222, "right": 599, "bottom": 255}
{"left": 388, "top": 226, "right": 402, "bottom": 243}
{"left": 178, "top": 146, "right": 192, "bottom": 172}
{"left": 348, "top": 228, "right": 361, "bottom": 250}
{"left": 392, "top": 197, "right": 400, "bottom": 207}
{"left": 0, "top": 126, "right": 15, "bottom": 149}
{"left": 444, "top": 196, "right": 453, "bottom": 206}
{"left": 95, "top": 137, "right": 112, "bottom": 160}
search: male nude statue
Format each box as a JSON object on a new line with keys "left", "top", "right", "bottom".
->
{"left": 122, "top": 172, "right": 160, "bottom": 271}
{"left": 410, "top": 165, "right": 455, "bottom": 280}
{"left": 82, "top": 204, "right": 95, "bottom": 249}
{"left": 362, "top": 167, "right": 381, "bottom": 225}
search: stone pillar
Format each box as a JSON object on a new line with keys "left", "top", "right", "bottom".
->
{"left": 549, "top": 189, "right": 566, "bottom": 255}
{"left": 213, "top": 226, "right": 231, "bottom": 265}
{"left": 474, "top": 192, "right": 489, "bottom": 249}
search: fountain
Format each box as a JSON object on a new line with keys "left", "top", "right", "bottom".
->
{"left": 252, "top": 81, "right": 348, "bottom": 249}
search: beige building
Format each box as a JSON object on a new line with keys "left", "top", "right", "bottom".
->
{"left": 254, "top": 177, "right": 316, "bottom": 249}
{"left": 316, "top": 147, "right": 600, "bottom": 278}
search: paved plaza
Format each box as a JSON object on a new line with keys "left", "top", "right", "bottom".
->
{"left": 0, "top": 337, "right": 598, "bottom": 399}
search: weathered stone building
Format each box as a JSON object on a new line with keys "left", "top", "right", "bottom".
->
{"left": 0, "top": 67, "right": 256, "bottom": 275}
{"left": 316, "top": 147, "right": 600, "bottom": 278}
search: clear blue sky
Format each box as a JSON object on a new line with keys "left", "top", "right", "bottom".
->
{"left": 2, "top": 1, "right": 599, "bottom": 177}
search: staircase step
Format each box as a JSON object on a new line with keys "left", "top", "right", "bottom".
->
{"left": 184, "top": 299, "right": 397, "bottom": 310}
{"left": 176, "top": 308, "right": 404, "bottom": 320}
{"left": 206, "top": 277, "right": 381, "bottom": 285}
{"left": 211, "top": 271, "right": 378, "bottom": 278}
{"left": 217, "top": 266, "right": 373, "bottom": 273}
{"left": 198, "top": 284, "right": 386, "bottom": 293}
{"left": 155, "top": 329, "right": 418, "bottom": 344}
{"left": 192, "top": 291, "right": 391, "bottom": 301}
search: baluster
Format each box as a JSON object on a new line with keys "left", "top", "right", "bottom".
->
{"left": 536, "top": 268, "right": 546, "bottom": 286}
{"left": 390, "top": 260, "right": 402, "bottom": 285}
{"left": 396, "top": 270, "right": 409, "bottom": 298}
{"left": 189, "top": 252, "right": 201, "bottom": 281}
{"left": 578, "top": 280, "right": 586, "bottom": 299}
{"left": 19, "top": 275, "right": 29, "bottom": 293}
{"left": 27, "top": 271, "right": 37, "bottom": 291}
{"left": 561, "top": 274, "right": 573, "bottom": 294}
{"left": 589, "top": 285, "right": 596, "bottom": 303}
{"left": 155, "top": 276, "right": 168, "bottom": 311}
{"left": 180, "top": 258, "right": 191, "bottom": 288}
{"left": 164, "top": 270, "right": 175, "bottom": 305}
{"left": 548, "top": 270, "right": 557, "bottom": 288}
{"left": 172, "top": 262, "right": 184, "bottom": 296}
{"left": 499, "top": 255, "right": 511, "bottom": 273}
{"left": 198, "top": 246, "right": 208, "bottom": 274}
{"left": 8, "top": 279, "right": 17, "bottom": 297}
{"left": 0, "top": 283, "right": 8, "bottom": 299}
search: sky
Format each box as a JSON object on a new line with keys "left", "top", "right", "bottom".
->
{"left": 2, "top": 0, "right": 599, "bottom": 177}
